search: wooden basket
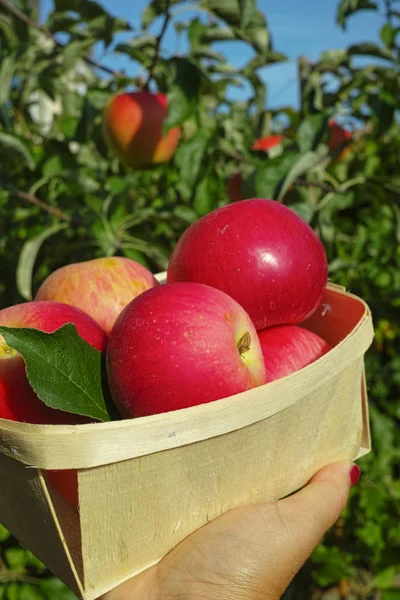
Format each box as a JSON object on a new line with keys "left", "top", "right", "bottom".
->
{"left": 0, "top": 275, "right": 374, "bottom": 600}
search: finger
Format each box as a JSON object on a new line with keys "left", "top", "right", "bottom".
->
{"left": 279, "top": 460, "right": 358, "bottom": 540}
{"left": 257, "top": 460, "right": 358, "bottom": 593}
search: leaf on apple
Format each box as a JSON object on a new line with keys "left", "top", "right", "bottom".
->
{"left": 0, "top": 324, "right": 111, "bottom": 422}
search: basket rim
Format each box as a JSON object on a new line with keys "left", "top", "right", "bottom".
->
{"left": 0, "top": 283, "right": 374, "bottom": 470}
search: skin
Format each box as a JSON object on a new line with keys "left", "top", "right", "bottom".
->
{"left": 103, "top": 92, "right": 181, "bottom": 169}
{"left": 35, "top": 257, "right": 158, "bottom": 335}
{"left": 0, "top": 301, "right": 107, "bottom": 508}
{"left": 259, "top": 325, "right": 331, "bottom": 382}
{"left": 101, "top": 461, "right": 357, "bottom": 600}
{"left": 107, "top": 282, "right": 266, "bottom": 417}
{"left": 167, "top": 199, "right": 328, "bottom": 331}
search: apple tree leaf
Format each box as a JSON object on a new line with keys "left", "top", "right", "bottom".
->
{"left": 0, "top": 324, "right": 110, "bottom": 422}
{"left": 164, "top": 57, "right": 203, "bottom": 132}
{"left": 16, "top": 223, "right": 68, "bottom": 301}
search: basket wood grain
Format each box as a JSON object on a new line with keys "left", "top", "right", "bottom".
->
{"left": 0, "top": 275, "right": 374, "bottom": 600}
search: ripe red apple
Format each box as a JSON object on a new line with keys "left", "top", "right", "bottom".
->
{"left": 35, "top": 257, "right": 158, "bottom": 335}
{"left": 258, "top": 325, "right": 331, "bottom": 382}
{"left": 167, "top": 199, "right": 328, "bottom": 330}
{"left": 0, "top": 301, "right": 107, "bottom": 509}
{"left": 102, "top": 91, "right": 181, "bottom": 169}
{"left": 328, "top": 121, "right": 352, "bottom": 160}
{"left": 251, "top": 134, "right": 284, "bottom": 152}
{"left": 107, "top": 282, "right": 266, "bottom": 417}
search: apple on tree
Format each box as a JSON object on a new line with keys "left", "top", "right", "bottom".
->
{"left": 251, "top": 135, "right": 284, "bottom": 152}
{"left": 258, "top": 325, "right": 331, "bottom": 382}
{"left": 167, "top": 199, "right": 328, "bottom": 331}
{"left": 0, "top": 301, "right": 108, "bottom": 508}
{"left": 35, "top": 256, "right": 158, "bottom": 335}
{"left": 328, "top": 121, "right": 352, "bottom": 160}
{"left": 106, "top": 282, "right": 266, "bottom": 417}
{"left": 102, "top": 91, "right": 181, "bottom": 169}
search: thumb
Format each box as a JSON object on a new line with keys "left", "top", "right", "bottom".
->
{"left": 262, "top": 461, "right": 359, "bottom": 595}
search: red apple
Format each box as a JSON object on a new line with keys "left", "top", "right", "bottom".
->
{"left": 0, "top": 301, "right": 107, "bottom": 509}
{"left": 107, "top": 282, "right": 266, "bottom": 417}
{"left": 258, "top": 325, "right": 331, "bottom": 382}
{"left": 102, "top": 91, "right": 181, "bottom": 169}
{"left": 167, "top": 199, "right": 328, "bottom": 330}
{"left": 328, "top": 121, "right": 352, "bottom": 160}
{"left": 251, "top": 134, "right": 284, "bottom": 152}
{"left": 35, "top": 256, "right": 158, "bottom": 335}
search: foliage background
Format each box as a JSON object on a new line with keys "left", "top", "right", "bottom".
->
{"left": 0, "top": 0, "right": 399, "bottom": 597}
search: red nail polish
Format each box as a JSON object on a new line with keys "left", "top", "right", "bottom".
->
{"left": 350, "top": 465, "right": 361, "bottom": 487}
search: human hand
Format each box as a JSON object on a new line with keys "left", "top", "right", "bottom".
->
{"left": 102, "top": 461, "right": 360, "bottom": 600}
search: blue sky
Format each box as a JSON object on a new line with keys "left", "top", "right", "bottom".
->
{"left": 41, "top": 0, "right": 381, "bottom": 108}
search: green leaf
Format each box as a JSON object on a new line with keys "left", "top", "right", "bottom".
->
{"left": 18, "top": 585, "right": 44, "bottom": 600}
{"left": 289, "top": 202, "right": 315, "bottom": 223}
{"left": 123, "top": 35, "right": 157, "bottom": 50}
{"left": 5, "top": 547, "right": 27, "bottom": 571}
{"left": 63, "top": 39, "right": 96, "bottom": 71}
{"left": 39, "top": 578, "right": 78, "bottom": 600}
{"left": 370, "top": 94, "right": 395, "bottom": 135}
{"left": 188, "top": 19, "right": 206, "bottom": 49}
{"left": 175, "top": 129, "right": 213, "bottom": 198}
{"left": 200, "top": 25, "right": 236, "bottom": 43}
{"left": 16, "top": 224, "right": 68, "bottom": 301}
{"left": 48, "top": 12, "right": 80, "bottom": 33}
{"left": 239, "top": 9, "right": 269, "bottom": 53}
{"left": 380, "top": 23, "right": 397, "bottom": 48}
{"left": 192, "top": 47, "right": 225, "bottom": 61}
{"left": 311, "top": 545, "right": 355, "bottom": 587}
{"left": 239, "top": 0, "right": 257, "bottom": 28}
{"left": 54, "top": 0, "right": 109, "bottom": 20}
{"left": 255, "top": 152, "right": 299, "bottom": 199}
{"left": 0, "top": 325, "right": 110, "bottom": 422}
{"left": 298, "top": 114, "right": 329, "bottom": 154}
{"left": 0, "top": 133, "right": 35, "bottom": 170}
{"left": 0, "top": 524, "right": 10, "bottom": 542}
{"left": 174, "top": 205, "right": 198, "bottom": 223}
{"left": 200, "top": 0, "right": 241, "bottom": 26}
{"left": 348, "top": 42, "right": 393, "bottom": 60}
{"left": 105, "top": 176, "right": 128, "bottom": 194}
{"left": 373, "top": 566, "right": 399, "bottom": 590}
{"left": 164, "top": 58, "right": 203, "bottom": 131}
{"left": 0, "top": 13, "right": 19, "bottom": 47}
{"left": 200, "top": 0, "right": 269, "bottom": 52}
{"left": 194, "top": 173, "right": 220, "bottom": 216}
{"left": 336, "top": 0, "right": 378, "bottom": 29}
{"left": 382, "top": 592, "right": 400, "bottom": 600}
{"left": 0, "top": 54, "right": 15, "bottom": 118}
{"left": 278, "top": 150, "right": 327, "bottom": 200}
{"left": 142, "top": 0, "right": 183, "bottom": 28}
{"left": 317, "top": 48, "right": 349, "bottom": 69}
{"left": 7, "top": 583, "right": 19, "bottom": 600}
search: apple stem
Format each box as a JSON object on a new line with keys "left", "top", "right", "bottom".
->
{"left": 237, "top": 331, "right": 251, "bottom": 355}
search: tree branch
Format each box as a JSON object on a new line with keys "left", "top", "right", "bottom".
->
{"left": 384, "top": 0, "right": 394, "bottom": 26}
{"left": 295, "top": 179, "right": 338, "bottom": 193}
{"left": 143, "top": 0, "right": 172, "bottom": 90}
{"left": 0, "top": 0, "right": 126, "bottom": 79}
{"left": 0, "top": 180, "right": 72, "bottom": 222}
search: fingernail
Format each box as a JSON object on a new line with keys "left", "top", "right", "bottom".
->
{"left": 350, "top": 464, "right": 361, "bottom": 487}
